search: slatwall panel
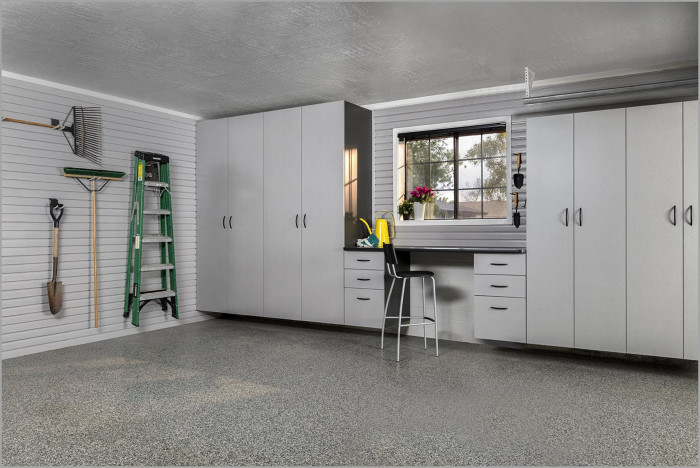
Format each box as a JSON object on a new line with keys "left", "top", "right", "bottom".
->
{"left": 1, "top": 76, "right": 210, "bottom": 359}
{"left": 372, "top": 67, "right": 698, "bottom": 248}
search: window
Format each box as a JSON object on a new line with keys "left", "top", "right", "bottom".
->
{"left": 396, "top": 120, "right": 510, "bottom": 222}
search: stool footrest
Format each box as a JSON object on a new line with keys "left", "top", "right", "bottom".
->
{"left": 385, "top": 316, "right": 435, "bottom": 322}
{"left": 385, "top": 316, "right": 436, "bottom": 327}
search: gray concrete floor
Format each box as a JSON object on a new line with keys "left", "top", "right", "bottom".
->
{"left": 2, "top": 317, "right": 697, "bottom": 466}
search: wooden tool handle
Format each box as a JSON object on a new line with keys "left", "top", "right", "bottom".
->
{"left": 92, "top": 181, "right": 98, "bottom": 328}
{"left": 53, "top": 227, "right": 59, "bottom": 258}
{"left": 2, "top": 117, "right": 62, "bottom": 129}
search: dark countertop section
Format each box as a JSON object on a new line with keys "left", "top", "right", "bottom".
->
{"left": 344, "top": 246, "right": 526, "bottom": 254}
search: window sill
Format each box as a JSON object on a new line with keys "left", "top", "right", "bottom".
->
{"left": 396, "top": 218, "right": 512, "bottom": 227}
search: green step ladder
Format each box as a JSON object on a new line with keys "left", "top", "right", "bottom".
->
{"left": 124, "top": 151, "right": 178, "bottom": 326}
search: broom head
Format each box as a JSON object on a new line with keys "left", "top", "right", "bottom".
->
{"left": 62, "top": 167, "right": 125, "bottom": 180}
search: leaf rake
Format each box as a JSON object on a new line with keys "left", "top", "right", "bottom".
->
{"left": 3, "top": 106, "right": 103, "bottom": 165}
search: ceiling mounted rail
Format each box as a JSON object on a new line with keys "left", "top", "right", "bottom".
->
{"left": 523, "top": 78, "right": 698, "bottom": 105}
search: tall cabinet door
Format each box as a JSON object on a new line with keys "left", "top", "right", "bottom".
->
{"left": 526, "top": 114, "right": 575, "bottom": 347}
{"left": 263, "top": 108, "right": 303, "bottom": 320}
{"left": 301, "top": 102, "right": 345, "bottom": 324}
{"left": 573, "top": 109, "right": 627, "bottom": 353}
{"left": 683, "top": 101, "right": 698, "bottom": 360}
{"left": 627, "top": 103, "right": 684, "bottom": 359}
{"left": 229, "top": 114, "right": 264, "bottom": 316}
{"left": 195, "top": 119, "right": 229, "bottom": 312}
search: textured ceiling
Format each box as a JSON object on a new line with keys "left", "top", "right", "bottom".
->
{"left": 3, "top": 2, "right": 698, "bottom": 119}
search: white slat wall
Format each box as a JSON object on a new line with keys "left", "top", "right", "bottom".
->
{"left": 1, "top": 76, "right": 210, "bottom": 359}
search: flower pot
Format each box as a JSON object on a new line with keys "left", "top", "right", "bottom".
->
{"left": 402, "top": 213, "right": 411, "bottom": 221}
{"left": 414, "top": 202, "right": 426, "bottom": 220}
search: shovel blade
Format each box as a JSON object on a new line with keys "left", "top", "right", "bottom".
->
{"left": 47, "top": 281, "right": 63, "bottom": 314}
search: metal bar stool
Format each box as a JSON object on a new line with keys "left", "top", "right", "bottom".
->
{"left": 381, "top": 243, "right": 439, "bottom": 361}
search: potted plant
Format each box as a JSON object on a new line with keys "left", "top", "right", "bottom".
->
{"left": 398, "top": 200, "right": 414, "bottom": 220}
{"left": 409, "top": 186, "right": 435, "bottom": 220}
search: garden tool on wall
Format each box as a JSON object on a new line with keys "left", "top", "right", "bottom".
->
{"left": 62, "top": 167, "right": 126, "bottom": 327}
{"left": 46, "top": 199, "right": 65, "bottom": 315}
{"left": 513, "top": 192, "right": 521, "bottom": 229}
{"left": 3, "top": 107, "right": 103, "bottom": 165}
{"left": 513, "top": 153, "right": 524, "bottom": 189}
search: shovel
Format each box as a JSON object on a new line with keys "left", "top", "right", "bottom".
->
{"left": 47, "top": 199, "right": 65, "bottom": 314}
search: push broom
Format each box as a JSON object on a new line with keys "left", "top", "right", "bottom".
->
{"left": 3, "top": 106, "right": 103, "bottom": 165}
{"left": 63, "top": 168, "right": 125, "bottom": 327}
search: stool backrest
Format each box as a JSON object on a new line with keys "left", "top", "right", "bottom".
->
{"left": 383, "top": 243, "right": 400, "bottom": 278}
{"left": 383, "top": 242, "right": 398, "bottom": 266}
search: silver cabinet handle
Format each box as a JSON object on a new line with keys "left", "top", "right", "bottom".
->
{"left": 577, "top": 208, "right": 583, "bottom": 226}
{"left": 295, "top": 214, "right": 299, "bottom": 229}
{"left": 357, "top": 278, "right": 371, "bottom": 281}
{"left": 303, "top": 214, "right": 307, "bottom": 228}
{"left": 490, "top": 263, "right": 508, "bottom": 266}
{"left": 671, "top": 206, "right": 677, "bottom": 226}
{"left": 356, "top": 297, "right": 371, "bottom": 301}
{"left": 229, "top": 216, "right": 232, "bottom": 229}
{"left": 688, "top": 205, "right": 693, "bottom": 226}
{"left": 490, "top": 285, "right": 508, "bottom": 288}
{"left": 222, "top": 216, "right": 226, "bottom": 229}
{"left": 356, "top": 259, "right": 370, "bottom": 262}
{"left": 490, "top": 306, "right": 508, "bottom": 310}
{"left": 565, "top": 208, "right": 569, "bottom": 227}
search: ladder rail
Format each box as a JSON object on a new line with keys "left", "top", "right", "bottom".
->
{"left": 124, "top": 151, "right": 179, "bottom": 326}
{"left": 163, "top": 162, "right": 179, "bottom": 319}
{"left": 131, "top": 159, "right": 146, "bottom": 326}
{"left": 123, "top": 159, "right": 139, "bottom": 318}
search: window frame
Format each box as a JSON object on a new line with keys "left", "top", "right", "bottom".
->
{"left": 392, "top": 116, "right": 512, "bottom": 226}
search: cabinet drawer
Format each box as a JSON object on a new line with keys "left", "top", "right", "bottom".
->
{"left": 345, "top": 288, "right": 385, "bottom": 328}
{"left": 474, "top": 296, "right": 526, "bottom": 343}
{"left": 344, "top": 251, "right": 385, "bottom": 270}
{"left": 474, "top": 253, "right": 526, "bottom": 276}
{"left": 474, "top": 275, "right": 526, "bottom": 298}
{"left": 344, "top": 269, "right": 385, "bottom": 289}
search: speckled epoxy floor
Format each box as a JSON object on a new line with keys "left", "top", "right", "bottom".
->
{"left": 2, "top": 317, "right": 697, "bottom": 466}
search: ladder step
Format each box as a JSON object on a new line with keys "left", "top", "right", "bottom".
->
{"left": 141, "top": 263, "right": 174, "bottom": 272}
{"left": 142, "top": 235, "right": 172, "bottom": 243}
{"left": 140, "top": 289, "right": 176, "bottom": 301}
{"left": 143, "top": 209, "right": 171, "bottom": 215}
{"left": 145, "top": 181, "right": 169, "bottom": 188}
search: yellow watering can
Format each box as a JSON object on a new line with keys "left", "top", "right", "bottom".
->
{"left": 359, "top": 210, "right": 395, "bottom": 247}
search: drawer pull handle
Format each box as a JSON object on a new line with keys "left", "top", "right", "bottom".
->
{"left": 356, "top": 259, "right": 371, "bottom": 262}
{"left": 357, "top": 278, "right": 371, "bottom": 281}
{"left": 490, "top": 263, "right": 508, "bottom": 266}
{"left": 490, "top": 306, "right": 508, "bottom": 310}
{"left": 357, "top": 297, "right": 371, "bottom": 301}
{"left": 490, "top": 285, "right": 508, "bottom": 288}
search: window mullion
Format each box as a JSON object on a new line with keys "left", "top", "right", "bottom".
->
{"left": 480, "top": 131, "right": 485, "bottom": 219}
{"left": 453, "top": 132, "right": 458, "bottom": 220}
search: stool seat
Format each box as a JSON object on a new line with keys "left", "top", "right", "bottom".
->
{"left": 396, "top": 270, "right": 434, "bottom": 278}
